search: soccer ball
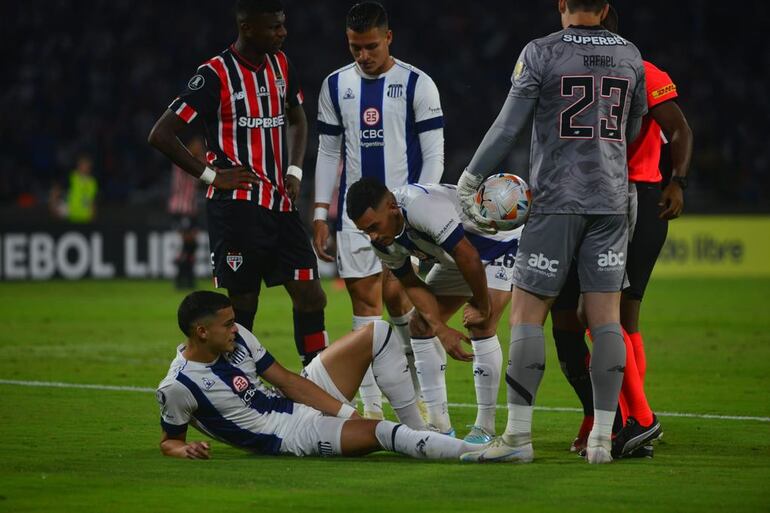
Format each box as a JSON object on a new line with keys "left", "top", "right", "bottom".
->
{"left": 474, "top": 173, "right": 531, "bottom": 231}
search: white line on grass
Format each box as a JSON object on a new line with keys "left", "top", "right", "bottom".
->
{"left": 3, "top": 378, "right": 768, "bottom": 423}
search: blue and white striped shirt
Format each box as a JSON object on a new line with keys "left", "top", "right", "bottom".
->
{"left": 157, "top": 324, "right": 311, "bottom": 455}
{"left": 315, "top": 59, "right": 445, "bottom": 231}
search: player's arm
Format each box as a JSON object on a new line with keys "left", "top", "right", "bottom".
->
{"left": 160, "top": 430, "right": 210, "bottom": 460}
{"left": 450, "top": 237, "right": 490, "bottom": 324}
{"left": 458, "top": 94, "right": 537, "bottom": 227}
{"left": 458, "top": 43, "right": 541, "bottom": 229}
{"left": 414, "top": 75, "right": 445, "bottom": 184}
{"left": 157, "top": 383, "right": 208, "bottom": 459}
{"left": 466, "top": 94, "right": 536, "bottom": 181}
{"left": 313, "top": 77, "right": 345, "bottom": 261}
{"left": 282, "top": 58, "right": 308, "bottom": 202}
{"left": 148, "top": 67, "right": 258, "bottom": 191}
{"left": 260, "top": 360, "right": 359, "bottom": 418}
{"left": 652, "top": 101, "right": 693, "bottom": 219}
{"left": 393, "top": 264, "right": 473, "bottom": 362}
{"left": 284, "top": 103, "right": 308, "bottom": 202}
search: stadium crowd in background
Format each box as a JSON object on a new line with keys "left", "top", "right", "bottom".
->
{"left": 1, "top": 0, "right": 767, "bottom": 214}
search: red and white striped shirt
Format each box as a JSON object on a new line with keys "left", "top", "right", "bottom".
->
{"left": 169, "top": 45, "right": 305, "bottom": 212}
{"left": 168, "top": 164, "right": 199, "bottom": 216}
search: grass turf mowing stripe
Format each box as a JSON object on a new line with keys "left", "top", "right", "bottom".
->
{"left": 3, "top": 378, "right": 768, "bottom": 423}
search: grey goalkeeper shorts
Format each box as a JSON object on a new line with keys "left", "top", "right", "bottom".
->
{"left": 512, "top": 213, "right": 628, "bottom": 297}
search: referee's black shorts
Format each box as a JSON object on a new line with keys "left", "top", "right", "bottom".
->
{"left": 624, "top": 182, "right": 669, "bottom": 301}
{"left": 551, "top": 182, "right": 669, "bottom": 309}
{"left": 206, "top": 200, "right": 319, "bottom": 294}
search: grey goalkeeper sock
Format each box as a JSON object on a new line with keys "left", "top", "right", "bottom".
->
{"left": 506, "top": 324, "right": 546, "bottom": 407}
{"left": 589, "top": 323, "right": 626, "bottom": 413}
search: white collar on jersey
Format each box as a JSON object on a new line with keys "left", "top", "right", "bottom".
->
{"left": 354, "top": 57, "right": 400, "bottom": 80}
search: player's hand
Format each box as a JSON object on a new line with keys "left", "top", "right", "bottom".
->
{"left": 212, "top": 166, "right": 259, "bottom": 191}
{"left": 462, "top": 303, "right": 489, "bottom": 329}
{"left": 285, "top": 175, "right": 301, "bottom": 203}
{"left": 435, "top": 325, "right": 473, "bottom": 362}
{"left": 184, "top": 441, "right": 210, "bottom": 460}
{"left": 312, "top": 220, "right": 335, "bottom": 262}
{"left": 659, "top": 182, "right": 684, "bottom": 220}
{"left": 457, "top": 170, "right": 498, "bottom": 234}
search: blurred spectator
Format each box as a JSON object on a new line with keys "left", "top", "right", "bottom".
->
{"left": 168, "top": 136, "right": 205, "bottom": 289}
{"left": 66, "top": 154, "right": 98, "bottom": 223}
{"left": 1, "top": 1, "right": 767, "bottom": 213}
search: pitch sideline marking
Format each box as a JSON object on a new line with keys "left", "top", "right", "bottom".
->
{"left": 2, "top": 378, "right": 768, "bottom": 423}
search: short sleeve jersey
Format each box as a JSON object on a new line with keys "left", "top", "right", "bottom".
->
{"left": 510, "top": 26, "right": 647, "bottom": 214}
{"left": 371, "top": 184, "right": 521, "bottom": 276}
{"left": 627, "top": 61, "right": 679, "bottom": 183}
{"left": 168, "top": 46, "right": 304, "bottom": 211}
{"left": 156, "top": 324, "right": 307, "bottom": 455}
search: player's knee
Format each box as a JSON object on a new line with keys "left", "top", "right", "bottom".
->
{"left": 371, "top": 320, "right": 392, "bottom": 356}
{"left": 408, "top": 313, "right": 432, "bottom": 338}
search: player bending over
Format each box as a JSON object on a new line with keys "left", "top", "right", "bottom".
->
{"left": 346, "top": 178, "right": 521, "bottom": 443}
{"left": 157, "top": 291, "right": 477, "bottom": 460}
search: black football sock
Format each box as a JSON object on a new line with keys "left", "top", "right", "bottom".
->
{"left": 293, "top": 309, "right": 328, "bottom": 366}
{"left": 553, "top": 328, "right": 594, "bottom": 416}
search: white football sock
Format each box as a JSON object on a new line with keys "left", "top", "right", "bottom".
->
{"left": 589, "top": 409, "right": 616, "bottom": 443}
{"left": 471, "top": 335, "right": 502, "bottom": 434}
{"left": 375, "top": 420, "right": 473, "bottom": 459}
{"left": 353, "top": 315, "right": 383, "bottom": 415}
{"left": 411, "top": 336, "right": 451, "bottom": 432}
{"left": 389, "top": 308, "right": 420, "bottom": 398}
{"left": 371, "top": 321, "right": 424, "bottom": 429}
{"left": 503, "top": 404, "right": 533, "bottom": 446}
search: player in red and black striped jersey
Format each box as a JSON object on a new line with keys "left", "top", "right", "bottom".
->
{"left": 149, "top": 0, "right": 328, "bottom": 366}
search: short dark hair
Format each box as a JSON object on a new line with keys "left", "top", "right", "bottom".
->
{"left": 177, "top": 291, "right": 232, "bottom": 336}
{"left": 236, "top": 0, "right": 283, "bottom": 20}
{"left": 602, "top": 4, "right": 619, "bottom": 33}
{"left": 346, "top": 1, "right": 388, "bottom": 32}
{"left": 346, "top": 177, "right": 390, "bottom": 221}
{"left": 565, "top": 0, "right": 607, "bottom": 14}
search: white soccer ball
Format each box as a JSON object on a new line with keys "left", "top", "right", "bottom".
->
{"left": 474, "top": 173, "right": 531, "bottom": 231}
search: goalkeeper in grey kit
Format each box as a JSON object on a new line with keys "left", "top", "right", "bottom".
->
{"left": 456, "top": 0, "right": 647, "bottom": 463}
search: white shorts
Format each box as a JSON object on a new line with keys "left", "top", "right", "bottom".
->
{"left": 277, "top": 356, "right": 354, "bottom": 457}
{"left": 426, "top": 253, "right": 515, "bottom": 297}
{"left": 336, "top": 230, "right": 382, "bottom": 279}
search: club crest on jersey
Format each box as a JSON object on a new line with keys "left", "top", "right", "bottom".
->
{"left": 387, "top": 83, "right": 403, "bottom": 98}
{"left": 188, "top": 74, "right": 205, "bottom": 90}
{"left": 201, "top": 377, "right": 215, "bottom": 390}
{"left": 232, "top": 375, "right": 250, "bottom": 392}
{"left": 362, "top": 107, "right": 380, "bottom": 126}
{"left": 343, "top": 88, "right": 355, "bottom": 100}
{"left": 226, "top": 253, "right": 243, "bottom": 272}
{"left": 275, "top": 78, "right": 286, "bottom": 97}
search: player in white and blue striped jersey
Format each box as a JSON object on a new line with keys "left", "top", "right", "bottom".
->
{"left": 157, "top": 291, "right": 480, "bottom": 460}
{"left": 346, "top": 179, "right": 523, "bottom": 444}
{"left": 312, "top": 2, "right": 444, "bottom": 420}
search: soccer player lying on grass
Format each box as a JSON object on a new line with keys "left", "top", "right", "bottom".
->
{"left": 157, "top": 291, "right": 478, "bottom": 460}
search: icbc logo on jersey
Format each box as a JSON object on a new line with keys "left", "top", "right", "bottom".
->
{"left": 362, "top": 107, "right": 380, "bottom": 126}
{"left": 232, "top": 375, "right": 250, "bottom": 392}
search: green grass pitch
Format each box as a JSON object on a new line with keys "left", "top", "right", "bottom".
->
{"left": 1, "top": 278, "right": 769, "bottom": 512}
